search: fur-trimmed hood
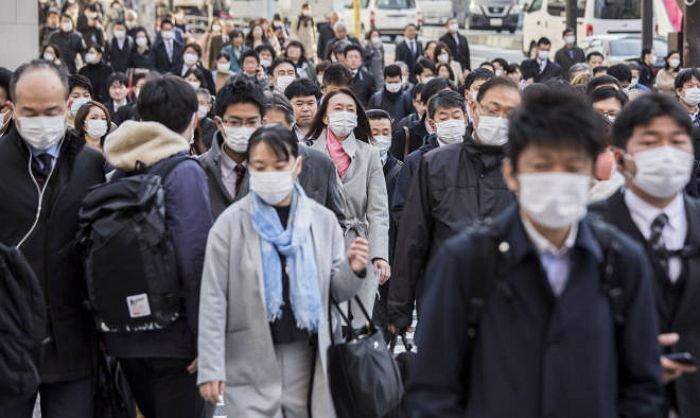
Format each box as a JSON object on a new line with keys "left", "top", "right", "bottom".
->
{"left": 104, "top": 120, "right": 189, "bottom": 171}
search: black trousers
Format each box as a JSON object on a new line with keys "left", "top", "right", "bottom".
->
{"left": 0, "top": 377, "right": 93, "bottom": 418}
{"left": 119, "top": 358, "right": 207, "bottom": 418}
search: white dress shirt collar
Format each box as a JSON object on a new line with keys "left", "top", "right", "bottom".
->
{"left": 521, "top": 213, "right": 578, "bottom": 257}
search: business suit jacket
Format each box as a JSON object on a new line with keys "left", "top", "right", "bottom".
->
{"left": 106, "top": 36, "right": 134, "bottom": 73}
{"left": 197, "top": 192, "right": 365, "bottom": 417}
{"left": 521, "top": 58, "right": 563, "bottom": 83}
{"left": 151, "top": 39, "right": 184, "bottom": 73}
{"left": 351, "top": 68, "right": 378, "bottom": 107}
{"left": 554, "top": 45, "right": 585, "bottom": 76}
{"left": 170, "top": 63, "right": 216, "bottom": 94}
{"left": 590, "top": 190, "right": 700, "bottom": 416}
{"left": 395, "top": 38, "right": 423, "bottom": 72}
{"left": 439, "top": 32, "right": 471, "bottom": 71}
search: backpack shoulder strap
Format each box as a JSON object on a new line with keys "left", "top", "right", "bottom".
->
{"left": 150, "top": 155, "right": 197, "bottom": 181}
{"left": 587, "top": 216, "right": 625, "bottom": 327}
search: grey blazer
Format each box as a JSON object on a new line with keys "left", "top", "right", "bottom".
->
{"left": 199, "top": 132, "right": 347, "bottom": 222}
{"left": 197, "top": 193, "right": 364, "bottom": 417}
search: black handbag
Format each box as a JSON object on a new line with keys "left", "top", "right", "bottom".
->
{"left": 327, "top": 295, "right": 404, "bottom": 418}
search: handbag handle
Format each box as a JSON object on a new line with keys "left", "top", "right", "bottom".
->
{"left": 328, "top": 294, "right": 375, "bottom": 345}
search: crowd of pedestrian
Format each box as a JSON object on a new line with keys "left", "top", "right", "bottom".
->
{"left": 1, "top": 1, "right": 700, "bottom": 417}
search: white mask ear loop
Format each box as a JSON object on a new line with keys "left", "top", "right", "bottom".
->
{"left": 16, "top": 139, "right": 63, "bottom": 249}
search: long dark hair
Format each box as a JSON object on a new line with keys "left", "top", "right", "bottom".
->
{"left": 304, "top": 88, "right": 372, "bottom": 143}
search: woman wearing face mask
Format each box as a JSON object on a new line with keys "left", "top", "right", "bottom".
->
{"left": 214, "top": 52, "right": 232, "bottom": 92}
{"left": 305, "top": 89, "right": 390, "bottom": 328}
{"left": 202, "top": 18, "right": 228, "bottom": 71}
{"left": 436, "top": 63, "right": 456, "bottom": 84}
{"left": 128, "top": 29, "right": 153, "bottom": 70}
{"left": 74, "top": 100, "right": 111, "bottom": 152}
{"left": 432, "top": 42, "right": 464, "bottom": 86}
{"left": 183, "top": 68, "right": 207, "bottom": 92}
{"left": 364, "top": 29, "right": 385, "bottom": 89}
{"left": 283, "top": 41, "right": 316, "bottom": 80}
{"left": 78, "top": 44, "right": 113, "bottom": 103}
{"left": 197, "top": 125, "right": 369, "bottom": 417}
{"left": 39, "top": 44, "right": 66, "bottom": 68}
{"left": 655, "top": 50, "right": 682, "bottom": 94}
{"left": 423, "top": 40, "right": 437, "bottom": 61}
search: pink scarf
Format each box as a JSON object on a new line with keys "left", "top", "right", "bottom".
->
{"left": 326, "top": 129, "right": 351, "bottom": 179}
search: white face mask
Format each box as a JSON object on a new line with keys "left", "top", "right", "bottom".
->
{"left": 435, "top": 119, "right": 465, "bottom": 144}
{"left": 275, "top": 75, "right": 296, "bottom": 93}
{"left": 449, "top": 23, "right": 459, "bottom": 32}
{"left": 669, "top": 58, "right": 681, "bottom": 69}
{"left": 17, "top": 115, "right": 66, "bottom": 151}
{"left": 421, "top": 76, "right": 435, "bottom": 84}
{"left": 217, "top": 62, "right": 230, "bottom": 73}
{"left": 385, "top": 82, "right": 403, "bottom": 93}
{"left": 70, "top": 97, "right": 91, "bottom": 116}
{"left": 626, "top": 146, "right": 694, "bottom": 199}
{"left": 438, "top": 54, "right": 449, "bottom": 64}
{"left": 538, "top": 50, "right": 549, "bottom": 61}
{"left": 630, "top": 77, "right": 639, "bottom": 87}
{"left": 212, "top": 24, "right": 222, "bottom": 32}
{"left": 476, "top": 115, "right": 509, "bottom": 146}
{"left": 328, "top": 111, "right": 357, "bottom": 137}
{"left": 187, "top": 80, "right": 201, "bottom": 90}
{"left": 161, "top": 30, "right": 174, "bottom": 41}
{"left": 682, "top": 87, "right": 700, "bottom": 106}
{"left": 135, "top": 36, "right": 148, "bottom": 47}
{"left": 85, "top": 53, "right": 98, "bottom": 64}
{"left": 250, "top": 159, "right": 299, "bottom": 205}
{"left": 564, "top": 35, "right": 576, "bottom": 45}
{"left": 125, "top": 21, "right": 136, "bottom": 29}
{"left": 61, "top": 22, "right": 73, "bottom": 32}
{"left": 372, "top": 135, "right": 392, "bottom": 159}
{"left": 223, "top": 126, "right": 256, "bottom": 153}
{"left": 197, "top": 104, "right": 209, "bottom": 119}
{"left": 495, "top": 69, "right": 504, "bottom": 77}
{"left": 43, "top": 52, "right": 55, "bottom": 61}
{"left": 183, "top": 53, "right": 198, "bottom": 66}
{"left": 519, "top": 172, "right": 590, "bottom": 229}
{"left": 260, "top": 58, "right": 272, "bottom": 68}
{"left": 85, "top": 119, "right": 108, "bottom": 138}
{"left": 114, "top": 29, "right": 126, "bottom": 39}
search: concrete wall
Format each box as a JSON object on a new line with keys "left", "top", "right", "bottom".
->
{"left": 0, "top": 0, "right": 39, "bottom": 70}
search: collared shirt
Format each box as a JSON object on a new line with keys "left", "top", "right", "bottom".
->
{"left": 409, "top": 38, "right": 417, "bottom": 54}
{"left": 165, "top": 39, "right": 173, "bottom": 60}
{"left": 219, "top": 148, "right": 246, "bottom": 198}
{"left": 293, "top": 124, "right": 306, "bottom": 142}
{"left": 181, "top": 64, "right": 195, "bottom": 77}
{"left": 117, "top": 37, "right": 126, "bottom": 50}
{"left": 625, "top": 190, "right": 686, "bottom": 282}
{"left": 537, "top": 58, "right": 547, "bottom": 73}
{"left": 112, "top": 99, "right": 127, "bottom": 112}
{"left": 521, "top": 214, "right": 578, "bottom": 296}
{"left": 31, "top": 142, "right": 61, "bottom": 170}
{"left": 452, "top": 33, "right": 460, "bottom": 47}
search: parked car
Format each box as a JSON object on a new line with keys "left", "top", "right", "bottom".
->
{"left": 579, "top": 34, "right": 668, "bottom": 69}
{"left": 342, "top": 0, "right": 423, "bottom": 39}
{"left": 468, "top": 0, "right": 520, "bottom": 33}
{"left": 419, "top": 0, "right": 453, "bottom": 26}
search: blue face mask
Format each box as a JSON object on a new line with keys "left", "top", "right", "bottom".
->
{"left": 70, "top": 97, "right": 90, "bottom": 116}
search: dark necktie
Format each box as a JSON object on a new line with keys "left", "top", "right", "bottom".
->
{"left": 234, "top": 164, "right": 246, "bottom": 197}
{"left": 649, "top": 213, "right": 670, "bottom": 277}
{"left": 35, "top": 153, "right": 54, "bottom": 180}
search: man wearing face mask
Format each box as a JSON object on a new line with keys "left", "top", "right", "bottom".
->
{"left": 0, "top": 60, "right": 105, "bottom": 417}
{"left": 590, "top": 94, "right": 700, "bottom": 417}
{"left": 521, "top": 37, "right": 562, "bottom": 83}
{"left": 172, "top": 43, "right": 216, "bottom": 95}
{"left": 98, "top": 74, "right": 212, "bottom": 418}
{"left": 554, "top": 28, "right": 585, "bottom": 76}
{"left": 388, "top": 78, "right": 521, "bottom": 335}
{"left": 152, "top": 20, "right": 183, "bottom": 74}
{"left": 48, "top": 13, "right": 87, "bottom": 73}
{"left": 105, "top": 21, "right": 133, "bottom": 73}
{"left": 405, "top": 87, "right": 662, "bottom": 418}
{"left": 368, "top": 65, "right": 414, "bottom": 125}
{"left": 674, "top": 68, "right": 700, "bottom": 129}
{"left": 268, "top": 59, "right": 298, "bottom": 96}
{"left": 438, "top": 18, "right": 471, "bottom": 72}
{"left": 0, "top": 67, "right": 13, "bottom": 137}
{"left": 66, "top": 74, "right": 94, "bottom": 128}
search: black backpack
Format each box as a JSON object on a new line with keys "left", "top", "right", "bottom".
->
{"left": 0, "top": 243, "right": 47, "bottom": 405}
{"left": 78, "top": 156, "right": 191, "bottom": 333}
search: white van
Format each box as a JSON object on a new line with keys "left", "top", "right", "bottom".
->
{"left": 418, "top": 0, "right": 453, "bottom": 26}
{"left": 522, "top": 0, "right": 679, "bottom": 57}
{"left": 342, "top": 0, "right": 423, "bottom": 39}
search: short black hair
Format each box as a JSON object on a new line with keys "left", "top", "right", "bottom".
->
{"left": 69, "top": 74, "right": 93, "bottom": 96}
{"left": 266, "top": 93, "right": 295, "bottom": 126}
{"left": 587, "top": 74, "right": 622, "bottom": 94}
{"left": 343, "top": 44, "right": 363, "bottom": 57}
{"left": 107, "top": 72, "right": 128, "bottom": 89}
{"left": 421, "top": 77, "right": 454, "bottom": 105}
{"left": 248, "top": 124, "right": 299, "bottom": 160}
{"left": 476, "top": 77, "right": 519, "bottom": 103}
{"left": 10, "top": 59, "right": 69, "bottom": 101}
{"left": 87, "top": 43, "right": 104, "bottom": 54}
{"left": 138, "top": 74, "right": 198, "bottom": 134}
{"left": 613, "top": 93, "right": 692, "bottom": 149}
{"left": 464, "top": 68, "right": 495, "bottom": 90}
{"left": 229, "top": 29, "right": 244, "bottom": 39}
{"left": 428, "top": 89, "right": 464, "bottom": 118}
{"left": 323, "top": 63, "right": 352, "bottom": 87}
{"left": 607, "top": 63, "right": 632, "bottom": 83}
{"left": 589, "top": 85, "right": 628, "bottom": 107}
{"left": 366, "top": 109, "right": 392, "bottom": 121}
{"left": 183, "top": 42, "right": 203, "bottom": 57}
{"left": 592, "top": 66, "right": 608, "bottom": 76}
{"left": 562, "top": 27, "right": 574, "bottom": 37}
{"left": 384, "top": 64, "right": 401, "bottom": 79}
{"left": 586, "top": 51, "right": 604, "bottom": 62}
{"left": 215, "top": 77, "right": 267, "bottom": 118}
{"left": 436, "top": 63, "right": 456, "bottom": 82}
{"left": 183, "top": 67, "right": 206, "bottom": 84}
{"left": 507, "top": 88, "right": 602, "bottom": 171}
{"left": 412, "top": 82, "right": 424, "bottom": 100}
{"left": 492, "top": 58, "right": 508, "bottom": 70}
{"left": 255, "top": 44, "right": 277, "bottom": 60}
{"left": 284, "top": 78, "right": 321, "bottom": 100}
{"left": 160, "top": 19, "right": 174, "bottom": 29}
{"left": 537, "top": 37, "right": 551, "bottom": 46}
{"left": 674, "top": 68, "right": 700, "bottom": 91}
{"left": 413, "top": 58, "right": 436, "bottom": 77}
{"left": 242, "top": 50, "right": 260, "bottom": 64}
{"left": 268, "top": 58, "right": 296, "bottom": 76}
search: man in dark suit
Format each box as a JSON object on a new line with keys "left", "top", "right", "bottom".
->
{"left": 316, "top": 12, "right": 338, "bottom": 61}
{"left": 521, "top": 37, "right": 563, "bottom": 83}
{"left": 395, "top": 24, "right": 422, "bottom": 73}
{"left": 554, "top": 28, "right": 585, "bottom": 76}
{"left": 106, "top": 21, "right": 133, "bottom": 73}
{"left": 151, "top": 20, "right": 183, "bottom": 74}
{"left": 344, "top": 44, "right": 377, "bottom": 106}
{"left": 170, "top": 42, "right": 216, "bottom": 95}
{"left": 590, "top": 94, "right": 700, "bottom": 417}
{"left": 438, "top": 18, "right": 471, "bottom": 72}
{"left": 322, "top": 21, "right": 361, "bottom": 61}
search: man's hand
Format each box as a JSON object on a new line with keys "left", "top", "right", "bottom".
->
{"left": 373, "top": 259, "right": 391, "bottom": 284}
{"left": 387, "top": 324, "right": 414, "bottom": 335}
{"left": 199, "top": 381, "right": 225, "bottom": 405}
{"left": 348, "top": 237, "right": 369, "bottom": 274}
{"left": 186, "top": 358, "right": 198, "bottom": 374}
{"left": 659, "top": 333, "right": 697, "bottom": 383}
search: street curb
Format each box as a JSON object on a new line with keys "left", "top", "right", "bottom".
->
{"left": 420, "top": 27, "right": 522, "bottom": 51}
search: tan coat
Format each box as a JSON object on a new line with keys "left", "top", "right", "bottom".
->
{"left": 291, "top": 15, "right": 318, "bottom": 61}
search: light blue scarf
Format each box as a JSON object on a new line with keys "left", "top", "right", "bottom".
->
{"left": 250, "top": 183, "right": 323, "bottom": 332}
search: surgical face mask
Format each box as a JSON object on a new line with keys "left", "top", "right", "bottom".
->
{"left": 421, "top": 76, "right": 435, "bottom": 84}
{"left": 70, "top": 97, "right": 90, "bottom": 116}
{"left": 161, "top": 30, "right": 174, "bottom": 41}
{"left": 449, "top": 23, "right": 459, "bottom": 32}
{"left": 385, "top": 82, "right": 403, "bottom": 93}
{"left": 197, "top": 104, "right": 209, "bottom": 119}
{"left": 183, "top": 53, "right": 198, "bottom": 66}
{"left": 302, "top": 9, "right": 311, "bottom": 16}
{"left": 43, "top": 52, "right": 55, "bottom": 61}
{"left": 17, "top": 115, "right": 66, "bottom": 151}
{"left": 538, "top": 50, "right": 549, "bottom": 61}
{"left": 61, "top": 22, "right": 73, "bottom": 32}
{"left": 250, "top": 159, "right": 298, "bottom": 205}
{"left": 260, "top": 58, "right": 272, "bottom": 68}
{"left": 682, "top": 87, "right": 700, "bottom": 106}
{"left": 187, "top": 80, "right": 201, "bottom": 90}
{"left": 435, "top": 119, "right": 465, "bottom": 144}
{"left": 630, "top": 77, "right": 639, "bottom": 87}
{"left": 212, "top": 24, "right": 222, "bottom": 32}
{"left": 495, "top": 69, "right": 504, "bottom": 77}
{"left": 223, "top": 126, "right": 256, "bottom": 153}
{"left": 519, "top": 172, "right": 590, "bottom": 229}
{"left": 114, "top": 29, "right": 126, "bottom": 39}
{"left": 476, "top": 115, "right": 509, "bottom": 146}
{"left": 564, "top": 35, "right": 576, "bottom": 45}
{"left": 371, "top": 36, "right": 382, "bottom": 46}
{"left": 217, "top": 62, "right": 230, "bottom": 73}
{"left": 626, "top": 146, "right": 694, "bottom": 199}
{"left": 85, "top": 53, "right": 98, "bottom": 64}
{"left": 135, "top": 36, "right": 148, "bottom": 47}
{"left": 85, "top": 119, "right": 108, "bottom": 138}
{"left": 438, "top": 53, "right": 449, "bottom": 64}
{"left": 669, "top": 58, "right": 681, "bottom": 69}
{"left": 275, "top": 75, "right": 296, "bottom": 93}
{"left": 328, "top": 111, "right": 357, "bottom": 137}
{"left": 125, "top": 21, "right": 135, "bottom": 29}
{"left": 372, "top": 135, "right": 392, "bottom": 159}
{"left": 606, "top": 114, "right": 616, "bottom": 123}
